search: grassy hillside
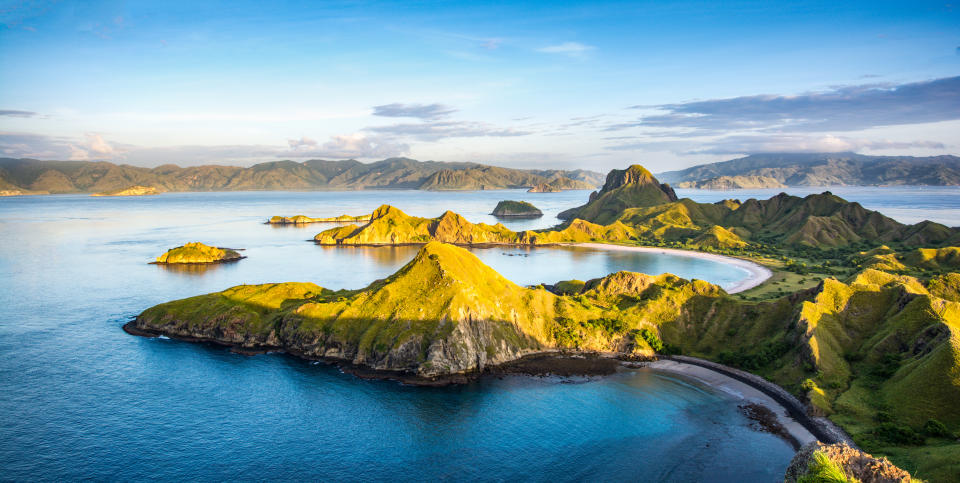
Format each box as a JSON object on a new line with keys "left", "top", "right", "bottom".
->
{"left": 658, "top": 152, "right": 960, "bottom": 186}
{"left": 0, "top": 157, "right": 601, "bottom": 194}
{"left": 135, "top": 240, "right": 960, "bottom": 479}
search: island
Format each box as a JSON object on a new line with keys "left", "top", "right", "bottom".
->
{"left": 131, "top": 164, "right": 960, "bottom": 480}
{"left": 267, "top": 214, "right": 373, "bottom": 224}
{"left": 153, "top": 242, "right": 245, "bottom": 264}
{"left": 490, "top": 200, "right": 543, "bottom": 218}
{"left": 527, "top": 183, "right": 561, "bottom": 193}
{"left": 91, "top": 185, "right": 161, "bottom": 197}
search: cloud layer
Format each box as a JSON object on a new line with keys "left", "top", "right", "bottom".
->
{"left": 372, "top": 103, "right": 456, "bottom": 120}
{"left": 625, "top": 76, "right": 960, "bottom": 133}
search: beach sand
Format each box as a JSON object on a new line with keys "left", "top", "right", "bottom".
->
{"left": 572, "top": 242, "right": 773, "bottom": 293}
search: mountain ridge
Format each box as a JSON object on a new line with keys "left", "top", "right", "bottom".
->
{"left": 658, "top": 152, "right": 960, "bottom": 187}
{"left": 0, "top": 157, "right": 603, "bottom": 194}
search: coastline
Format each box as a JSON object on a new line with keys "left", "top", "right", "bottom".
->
{"left": 571, "top": 242, "right": 773, "bottom": 293}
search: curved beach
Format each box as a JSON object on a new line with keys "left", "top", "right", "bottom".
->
{"left": 572, "top": 242, "right": 773, "bottom": 293}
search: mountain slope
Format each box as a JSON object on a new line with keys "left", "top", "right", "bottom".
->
{"left": 0, "top": 157, "right": 602, "bottom": 194}
{"left": 658, "top": 153, "right": 960, "bottom": 187}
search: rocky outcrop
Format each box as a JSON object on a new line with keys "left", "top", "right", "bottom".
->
{"left": 91, "top": 185, "right": 161, "bottom": 196}
{"left": 558, "top": 165, "right": 679, "bottom": 224}
{"left": 491, "top": 200, "right": 543, "bottom": 217}
{"left": 267, "top": 214, "right": 372, "bottom": 224}
{"left": 527, "top": 183, "right": 561, "bottom": 193}
{"left": 153, "top": 242, "right": 244, "bottom": 264}
{"left": 784, "top": 442, "right": 912, "bottom": 483}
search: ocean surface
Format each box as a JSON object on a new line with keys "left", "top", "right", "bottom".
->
{"left": 2, "top": 186, "right": 946, "bottom": 481}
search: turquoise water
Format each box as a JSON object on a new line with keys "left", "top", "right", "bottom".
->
{"left": 1, "top": 190, "right": 797, "bottom": 481}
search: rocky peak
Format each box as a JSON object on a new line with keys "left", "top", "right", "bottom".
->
{"left": 601, "top": 165, "right": 659, "bottom": 192}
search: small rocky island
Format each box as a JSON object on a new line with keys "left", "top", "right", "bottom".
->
{"left": 153, "top": 242, "right": 244, "bottom": 264}
{"left": 91, "top": 185, "right": 161, "bottom": 197}
{"left": 491, "top": 200, "right": 543, "bottom": 218}
{"left": 267, "top": 214, "right": 373, "bottom": 224}
{"left": 527, "top": 183, "right": 561, "bottom": 193}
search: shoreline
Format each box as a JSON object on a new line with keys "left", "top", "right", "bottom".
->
{"left": 571, "top": 242, "right": 773, "bottom": 293}
{"left": 124, "top": 321, "right": 851, "bottom": 447}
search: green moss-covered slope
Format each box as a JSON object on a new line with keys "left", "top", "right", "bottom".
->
{"left": 154, "top": 242, "right": 244, "bottom": 264}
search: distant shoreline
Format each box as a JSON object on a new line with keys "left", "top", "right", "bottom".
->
{"left": 571, "top": 242, "right": 773, "bottom": 293}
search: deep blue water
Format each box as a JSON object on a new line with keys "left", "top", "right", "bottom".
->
{"left": 0, "top": 189, "right": 822, "bottom": 481}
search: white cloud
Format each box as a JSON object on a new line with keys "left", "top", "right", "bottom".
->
{"left": 282, "top": 133, "right": 409, "bottom": 159}
{"left": 69, "top": 133, "right": 122, "bottom": 160}
{"left": 536, "top": 42, "right": 595, "bottom": 58}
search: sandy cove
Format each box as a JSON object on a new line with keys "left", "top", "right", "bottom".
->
{"left": 571, "top": 242, "right": 773, "bottom": 293}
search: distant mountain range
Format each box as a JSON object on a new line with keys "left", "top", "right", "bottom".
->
{"left": 657, "top": 153, "right": 960, "bottom": 187}
{"left": 0, "top": 157, "right": 604, "bottom": 195}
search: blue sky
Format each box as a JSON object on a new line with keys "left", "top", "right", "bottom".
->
{"left": 1, "top": 0, "right": 958, "bottom": 172}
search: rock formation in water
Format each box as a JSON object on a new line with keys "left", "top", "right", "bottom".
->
{"left": 91, "top": 185, "right": 161, "bottom": 197}
{"left": 527, "top": 183, "right": 561, "bottom": 193}
{"left": 267, "top": 214, "right": 372, "bottom": 224}
{"left": 154, "top": 242, "right": 244, "bottom": 264}
{"left": 491, "top": 200, "right": 543, "bottom": 217}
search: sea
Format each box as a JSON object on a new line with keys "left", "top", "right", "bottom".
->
{"left": 1, "top": 186, "right": 956, "bottom": 481}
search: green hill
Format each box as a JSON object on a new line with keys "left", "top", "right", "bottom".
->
{"left": 0, "top": 157, "right": 602, "bottom": 194}
{"left": 314, "top": 166, "right": 960, "bottom": 252}
{"left": 658, "top": 152, "right": 960, "bottom": 187}
{"left": 132, "top": 240, "right": 960, "bottom": 480}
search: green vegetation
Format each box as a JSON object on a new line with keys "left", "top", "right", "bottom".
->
{"left": 0, "top": 157, "right": 603, "bottom": 194}
{"left": 491, "top": 200, "right": 543, "bottom": 217}
{"left": 154, "top": 242, "right": 243, "bottom": 264}
{"left": 797, "top": 451, "right": 859, "bottom": 483}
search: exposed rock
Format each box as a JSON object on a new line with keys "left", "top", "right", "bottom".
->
{"left": 784, "top": 442, "right": 913, "bottom": 483}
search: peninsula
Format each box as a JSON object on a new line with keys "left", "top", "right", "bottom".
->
{"left": 153, "top": 242, "right": 245, "bottom": 264}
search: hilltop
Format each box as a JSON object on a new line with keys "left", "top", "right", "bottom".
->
{"left": 315, "top": 166, "right": 959, "bottom": 252}
{"left": 658, "top": 152, "right": 960, "bottom": 187}
{"left": 0, "top": 157, "right": 603, "bottom": 194}
{"left": 130, "top": 241, "right": 960, "bottom": 479}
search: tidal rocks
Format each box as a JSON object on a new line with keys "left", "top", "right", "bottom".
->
{"left": 153, "top": 242, "right": 244, "bottom": 264}
{"left": 491, "top": 200, "right": 543, "bottom": 217}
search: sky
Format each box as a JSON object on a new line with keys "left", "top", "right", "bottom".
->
{"left": 1, "top": 0, "right": 959, "bottom": 172}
